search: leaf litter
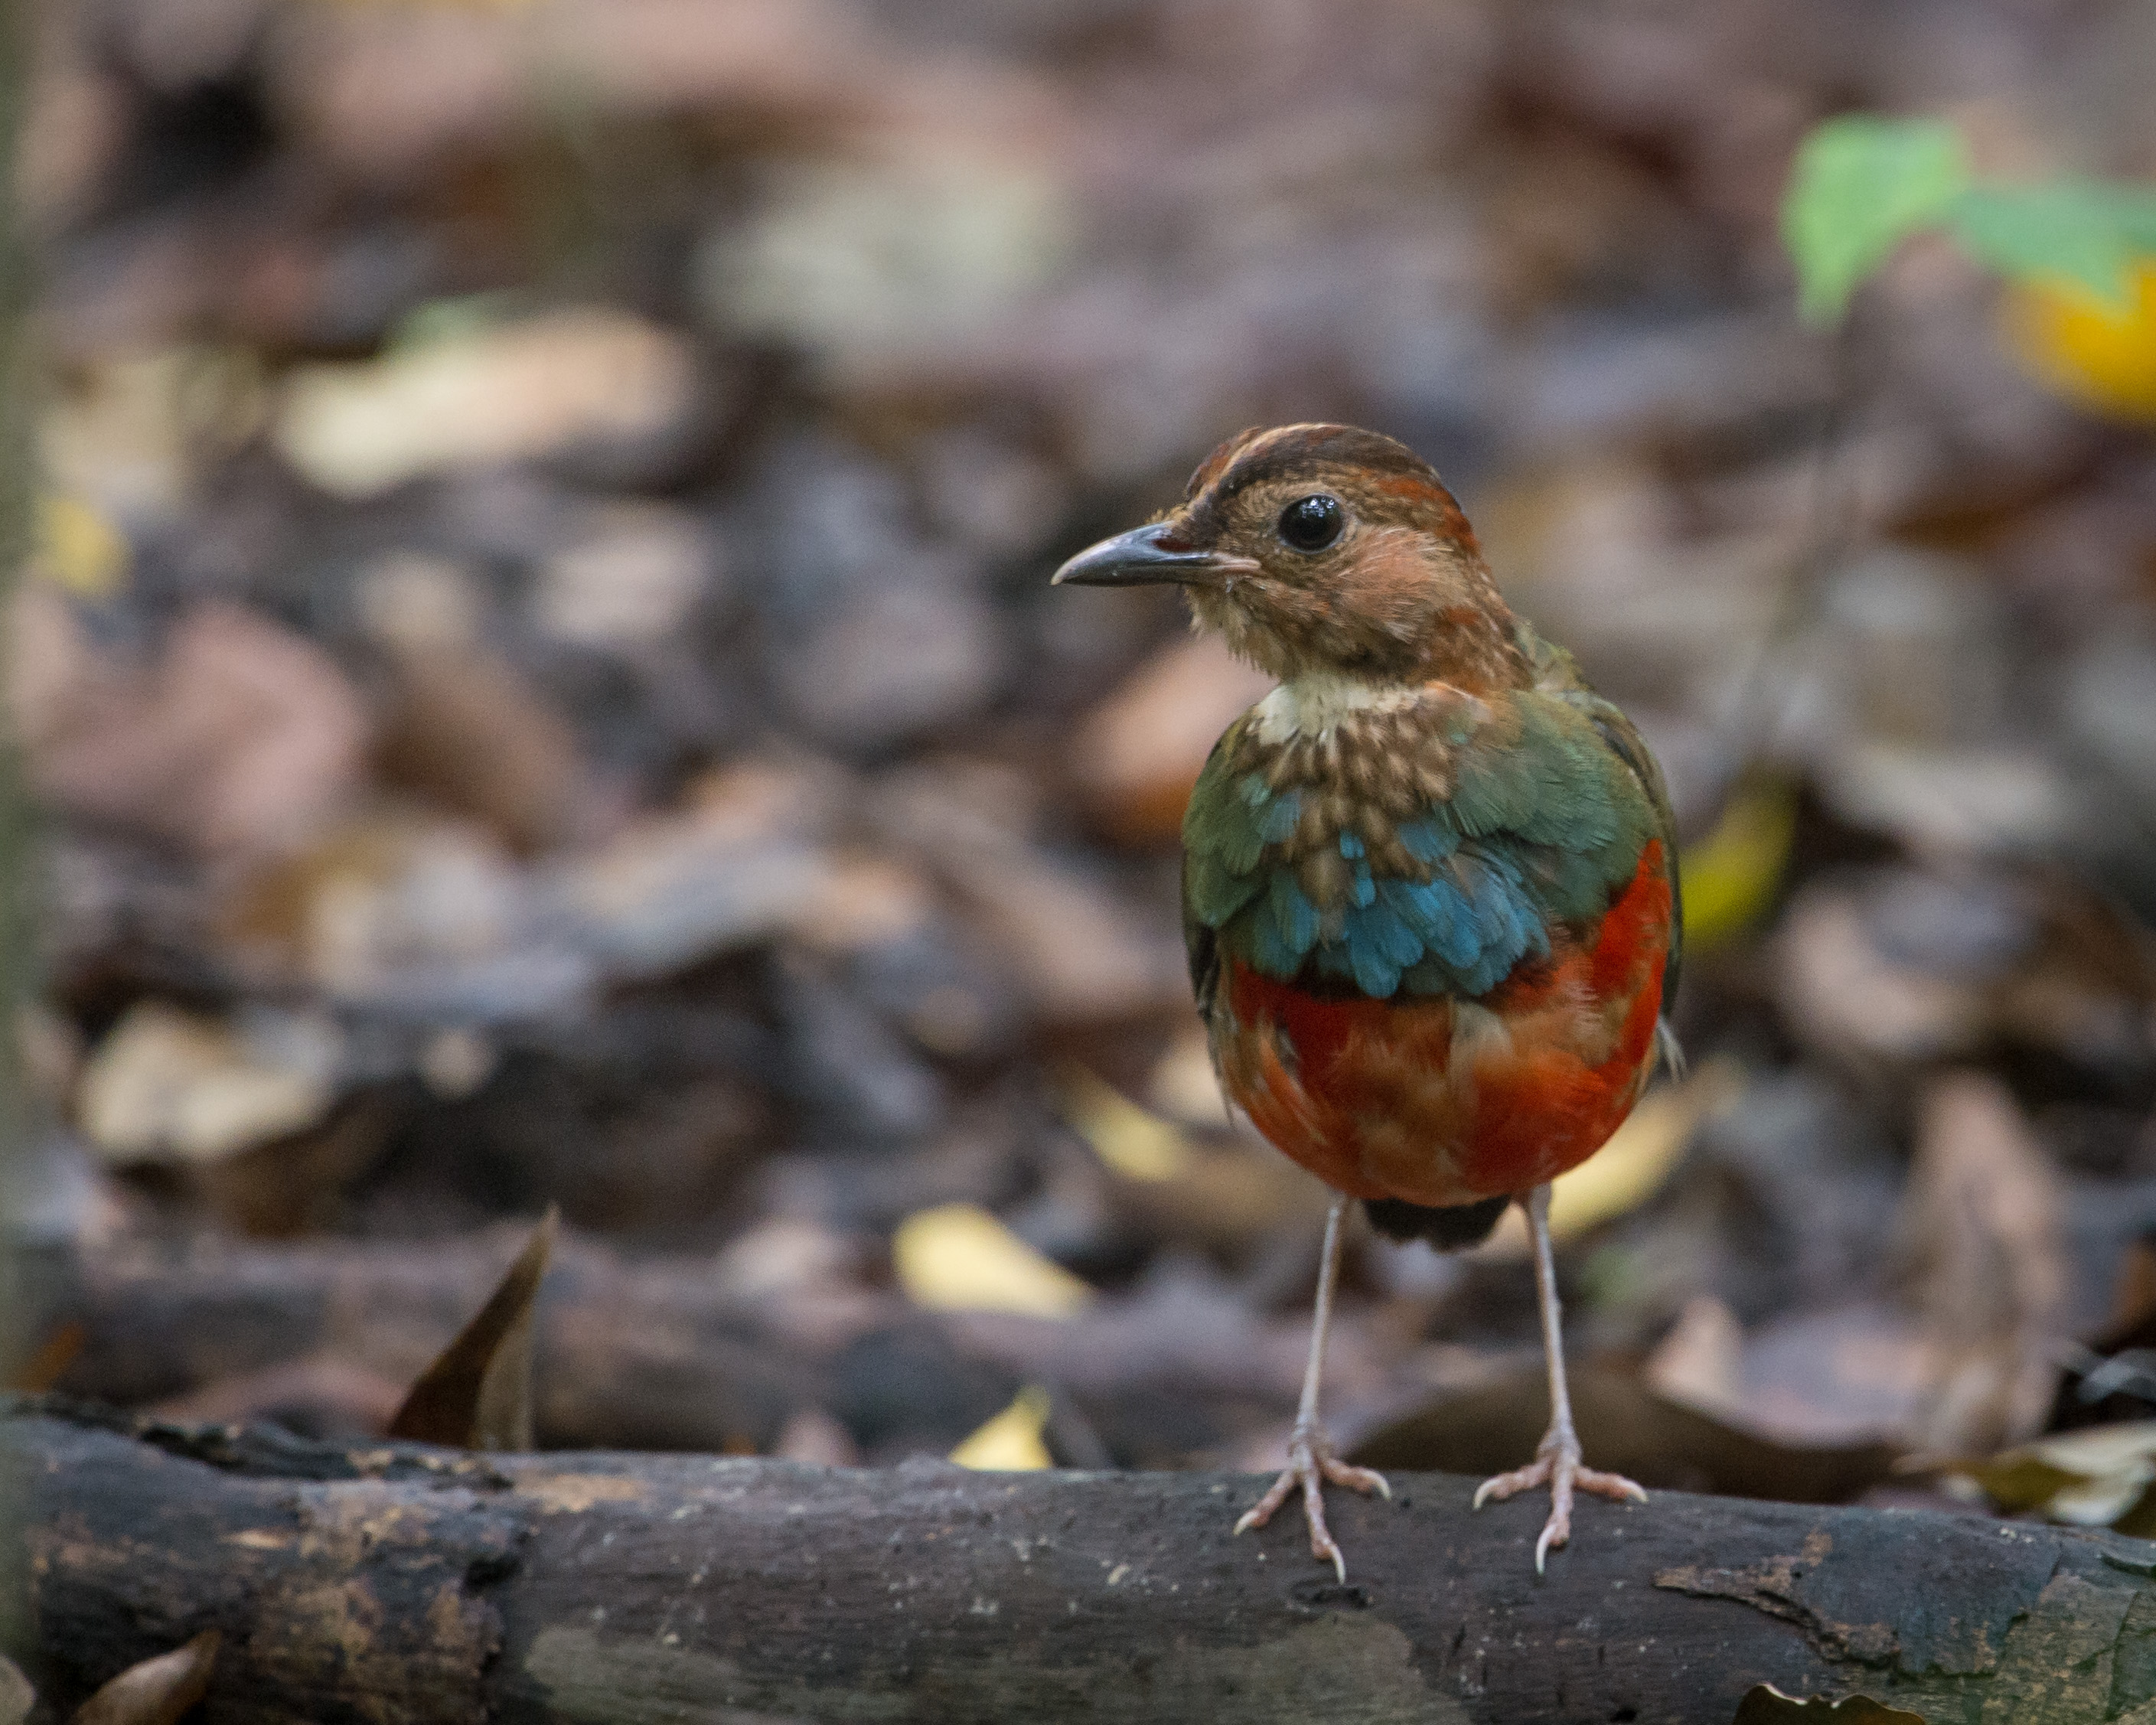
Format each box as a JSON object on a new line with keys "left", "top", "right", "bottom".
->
{"left": 11, "top": 0, "right": 2156, "bottom": 1623}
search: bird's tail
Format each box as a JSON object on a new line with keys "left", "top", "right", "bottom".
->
{"left": 1364, "top": 1194, "right": 1511, "bottom": 1251}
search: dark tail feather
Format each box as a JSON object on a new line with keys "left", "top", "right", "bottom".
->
{"left": 1364, "top": 1194, "right": 1511, "bottom": 1251}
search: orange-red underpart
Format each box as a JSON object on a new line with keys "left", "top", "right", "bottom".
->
{"left": 1216, "top": 841, "right": 1672, "bottom": 1206}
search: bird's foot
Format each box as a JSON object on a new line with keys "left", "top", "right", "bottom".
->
{"left": 1235, "top": 1423, "right": 1390, "bottom": 1583}
{"left": 1473, "top": 1428, "right": 1645, "bottom": 1573}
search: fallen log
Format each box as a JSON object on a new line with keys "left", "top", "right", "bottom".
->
{"left": 5, "top": 1397, "right": 2153, "bottom": 1724}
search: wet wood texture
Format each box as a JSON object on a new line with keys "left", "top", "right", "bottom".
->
{"left": 7, "top": 1398, "right": 2155, "bottom": 1724}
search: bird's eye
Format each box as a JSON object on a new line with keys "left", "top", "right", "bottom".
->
{"left": 1277, "top": 494, "right": 1345, "bottom": 552}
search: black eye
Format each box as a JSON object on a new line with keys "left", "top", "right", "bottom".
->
{"left": 1277, "top": 494, "right": 1344, "bottom": 552}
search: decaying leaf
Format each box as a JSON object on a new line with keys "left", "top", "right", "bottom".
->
{"left": 25, "top": 600, "right": 370, "bottom": 859}
{"left": 389, "top": 1206, "right": 558, "bottom": 1449}
{"left": 70, "top": 1629, "right": 219, "bottom": 1725}
{"left": 11, "top": 1319, "right": 86, "bottom": 1393}
{"left": 373, "top": 642, "right": 590, "bottom": 856}
{"left": 1898, "top": 1072, "right": 2065, "bottom": 1455}
{"left": 1932, "top": 1420, "right": 2156, "bottom": 1534}
{"left": 0, "top": 1653, "right": 32, "bottom": 1725}
{"left": 273, "top": 308, "right": 695, "bottom": 497}
{"left": 1068, "top": 634, "right": 1275, "bottom": 845}
{"left": 1055, "top": 1065, "right": 1330, "bottom": 1250}
{"left": 892, "top": 1203, "right": 1094, "bottom": 1319}
{"left": 1057, "top": 1065, "right": 1193, "bottom": 1181}
{"left": 38, "top": 492, "right": 129, "bottom": 599}
{"left": 1349, "top": 1362, "right": 1900, "bottom": 1503}
{"left": 949, "top": 1384, "right": 1054, "bottom": 1471}
{"left": 1643, "top": 1294, "right": 1747, "bottom": 1423}
{"left": 147, "top": 1352, "right": 409, "bottom": 1436}
{"left": 76, "top": 1002, "right": 341, "bottom": 1168}
{"left": 1731, "top": 1683, "right": 1923, "bottom": 1723}
{"left": 1144, "top": 1024, "right": 1230, "bottom": 1127}
{"left": 1478, "top": 1059, "right": 1743, "bottom": 1254}
{"left": 1681, "top": 779, "right": 1797, "bottom": 951}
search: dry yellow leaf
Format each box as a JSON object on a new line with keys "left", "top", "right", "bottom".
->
{"left": 1057, "top": 1065, "right": 1192, "bottom": 1181}
{"left": 949, "top": 1385, "right": 1054, "bottom": 1471}
{"left": 37, "top": 494, "right": 129, "bottom": 599}
{"left": 892, "top": 1203, "right": 1094, "bottom": 1318}
{"left": 1942, "top": 1420, "right": 2156, "bottom": 1529}
{"left": 70, "top": 1629, "right": 219, "bottom": 1725}
{"left": 77, "top": 1003, "right": 340, "bottom": 1166}
{"left": 1681, "top": 779, "right": 1796, "bottom": 951}
{"left": 1145, "top": 1024, "right": 1231, "bottom": 1127}
{"left": 1478, "top": 1059, "right": 1743, "bottom": 1256}
{"left": 2007, "top": 259, "right": 2156, "bottom": 422}
{"left": 274, "top": 308, "right": 693, "bottom": 498}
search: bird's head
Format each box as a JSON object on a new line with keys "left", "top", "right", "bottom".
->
{"left": 1053, "top": 423, "right": 1525, "bottom": 689}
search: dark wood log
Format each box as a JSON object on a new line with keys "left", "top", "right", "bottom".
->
{"left": 7, "top": 1397, "right": 2154, "bottom": 1724}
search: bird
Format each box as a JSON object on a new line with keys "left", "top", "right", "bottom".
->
{"left": 1052, "top": 422, "right": 1680, "bottom": 1579}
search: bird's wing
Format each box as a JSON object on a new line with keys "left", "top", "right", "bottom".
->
{"left": 1181, "top": 720, "right": 1258, "bottom": 1019}
{"left": 1564, "top": 690, "right": 1683, "bottom": 1016}
{"left": 1183, "top": 692, "right": 1667, "bottom": 1004}
{"left": 1520, "top": 622, "right": 1684, "bottom": 1012}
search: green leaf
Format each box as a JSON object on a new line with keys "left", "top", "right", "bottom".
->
{"left": 1946, "top": 184, "right": 2139, "bottom": 308}
{"left": 2097, "top": 182, "right": 2156, "bottom": 253}
{"left": 1781, "top": 116, "right": 1968, "bottom": 324}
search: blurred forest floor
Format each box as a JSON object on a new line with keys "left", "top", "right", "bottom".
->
{"left": 8, "top": 0, "right": 2156, "bottom": 1545}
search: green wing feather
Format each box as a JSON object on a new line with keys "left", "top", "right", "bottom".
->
{"left": 1182, "top": 633, "right": 1678, "bottom": 1006}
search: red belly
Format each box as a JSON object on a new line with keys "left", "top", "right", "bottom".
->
{"left": 1213, "top": 841, "right": 1671, "bottom": 1205}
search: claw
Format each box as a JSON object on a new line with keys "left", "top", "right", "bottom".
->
{"left": 1474, "top": 1432, "right": 1644, "bottom": 1573}
{"left": 1235, "top": 1427, "right": 1389, "bottom": 1583}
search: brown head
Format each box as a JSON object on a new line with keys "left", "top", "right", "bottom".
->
{"left": 1052, "top": 423, "right": 1525, "bottom": 690}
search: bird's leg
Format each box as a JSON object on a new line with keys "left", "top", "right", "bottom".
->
{"left": 1473, "top": 1184, "right": 1646, "bottom": 1572}
{"left": 1234, "top": 1196, "right": 1390, "bottom": 1582}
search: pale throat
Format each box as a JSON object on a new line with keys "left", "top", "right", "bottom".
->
{"left": 1251, "top": 669, "right": 1423, "bottom": 745}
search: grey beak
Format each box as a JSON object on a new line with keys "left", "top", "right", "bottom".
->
{"left": 1051, "top": 523, "right": 1232, "bottom": 587}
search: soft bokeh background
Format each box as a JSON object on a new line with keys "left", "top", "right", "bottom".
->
{"left": 10, "top": 0, "right": 2156, "bottom": 1511}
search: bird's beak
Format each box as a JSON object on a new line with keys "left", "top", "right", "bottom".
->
{"left": 1050, "top": 523, "right": 1248, "bottom": 587}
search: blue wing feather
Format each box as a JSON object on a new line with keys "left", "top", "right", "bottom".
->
{"left": 1183, "top": 688, "right": 1654, "bottom": 1002}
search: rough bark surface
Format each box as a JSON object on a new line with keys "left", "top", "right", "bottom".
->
{"left": 8, "top": 1399, "right": 2156, "bottom": 1725}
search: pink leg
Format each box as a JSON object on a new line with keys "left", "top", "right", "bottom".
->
{"left": 1473, "top": 1185, "right": 1646, "bottom": 1572}
{"left": 1235, "top": 1197, "right": 1390, "bottom": 1582}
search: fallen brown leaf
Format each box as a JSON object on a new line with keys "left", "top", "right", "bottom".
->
{"left": 389, "top": 1205, "right": 557, "bottom": 1449}
{"left": 27, "top": 601, "right": 369, "bottom": 858}
{"left": 1068, "top": 634, "right": 1274, "bottom": 846}
{"left": 70, "top": 1629, "right": 218, "bottom": 1725}
{"left": 1926, "top": 1420, "right": 2156, "bottom": 1535}
{"left": 1055, "top": 1065, "right": 1331, "bottom": 1249}
{"left": 1731, "top": 1684, "right": 1923, "bottom": 1723}
{"left": 11, "top": 1319, "right": 86, "bottom": 1393}
{"left": 0, "top": 1652, "right": 31, "bottom": 1725}
{"left": 374, "top": 644, "right": 589, "bottom": 856}
{"left": 1349, "top": 1362, "right": 1900, "bottom": 1504}
{"left": 75, "top": 1003, "right": 341, "bottom": 1169}
{"left": 274, "top": 308, "right": 695, "bottom": 497}
{"left": 147, "top": 1353, "right": 409, "bottom": 1436}
{"left": 1898, "top": 1071, "right": 2066, "bottom": 1455}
